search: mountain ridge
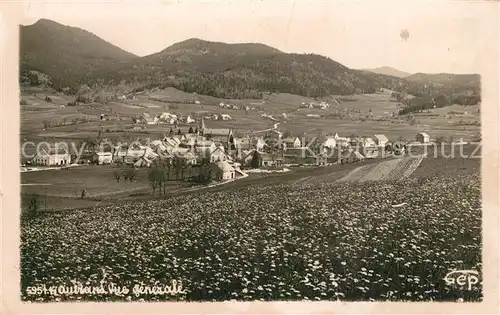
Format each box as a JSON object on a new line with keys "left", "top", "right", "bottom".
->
{"left": 362, "top": 67, "right": 411, "bottom": 78}
{"left": 20, "top": 19, "right": 480, "bottom": 103}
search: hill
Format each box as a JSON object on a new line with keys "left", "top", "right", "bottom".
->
{"left": 362, "top": 66, "right": 411, "bottom": 78}
{"left": 91, "top": 38, "right": 406, "bottom": 98}
{"left": 19, "top": 20, "right": 480, "bottom": 104}
{"left": 20, "top": 19, "right": 138, "bottom": 90}
{"left": 406, "top": 73, "right": 480, "bottom": 89}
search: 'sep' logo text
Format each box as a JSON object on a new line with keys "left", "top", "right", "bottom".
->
{"left": 444, "top": 270, "right": 480, "bottom": 291}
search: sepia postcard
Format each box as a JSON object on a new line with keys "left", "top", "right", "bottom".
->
{"left": 1, "top": 0, "right": 499, "bottom": 314}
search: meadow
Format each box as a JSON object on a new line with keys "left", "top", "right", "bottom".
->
{"left": 20, "top": 165, "right": 187, "bottom": 212}
{"left": 20, "top": 87, "right": 481, "bottom": 145}
{"left": 20, "top": 163, "right": 481, "bottom": 302}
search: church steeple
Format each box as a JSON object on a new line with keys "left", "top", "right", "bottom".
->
{"left": 199, "top": 117, "right": 206, "bottom": 135}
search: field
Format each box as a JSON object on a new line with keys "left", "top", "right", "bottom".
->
{"left": 20, "top": 87, "right": 481, "bottom": 145}
{"left": 20, "top": 157, "right": 481, "bottom": 302}
{"left": 20, "top": 165, "right": 186, "bottom": 212}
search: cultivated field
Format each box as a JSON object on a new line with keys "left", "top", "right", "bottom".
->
{"left": 21, "top": 160, "right": 481, "bottom": 302}
{"left": 20, "top": 87, "right": 481, "bottom": 145}
{"left": 337, "top": 155, "right": 425, "bottom": 183}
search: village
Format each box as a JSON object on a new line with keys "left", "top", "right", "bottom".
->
{"left": 25, "top": 110, "right": 441, "bottom": 185}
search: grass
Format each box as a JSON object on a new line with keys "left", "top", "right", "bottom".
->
{"left": 21, "top": 165, "right": 151, "bottom": 198}
{"left": 21, "top": 87, "right": 481, "bottom": 144}
{"left": 20, "top": 164, "right": 481, "bottom": 302}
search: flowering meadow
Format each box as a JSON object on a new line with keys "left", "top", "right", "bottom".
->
{"left": 21, "top": 173, "right": 481, "bottom": 302}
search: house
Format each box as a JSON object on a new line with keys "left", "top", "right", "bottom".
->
{"left": 364, "top": 137, "right": 376, "bottom": 148}
{"left": 150, "top": 140, "right": 169, "bottom": 153}
{"left": 113, "top": 145, "right": 145, "bottom": 164}
{"left": 100, "top": 114, "right": 109, "bottom": 121}
{"left": 284, "top": 147, "right": 317, "bottom": 165}
{"left": 416, "top": 132, "right": 430, "bottom": 143}
{"left": 159, "top": 112, "right": 178, "bottom": 124}
{"left": 240, "top": 149, "right": 258, "bottom": 167}
{"left": 210, "top": 161, "right": 236, "bottom": 180}
{"left": 322, "top": 137, "right": 337, "bottom": 149}
{"left": 203, "top": 128, "right": 233, "bottom": 148}
{"left": 233, "top": 137, "right": 253, "bottom": 151}
{"left": 373, "top": 134, "right": 389, "bottom": 147}
{"left": 31, "top": 147, "right": 71, "bottom": 166}
{"left": 340, "top": 150, "right": 365, "bottom": 164}
{"left": 143, "top": 146, "right": 159, "bottom": 161}
{"left": 306, "top": 114, "right": 321, "bottom": 118}
{"left": 265, "top": 130, "right": 282, "bottom": 142}
{"left": 93, "top": 152, "right": 113, "bottom": 165}
{"left": 283, "top": 137, "right": 301, "bottom": 148}
{"left": 221, "top": 114, "right": 232, "bottom": 121}
{"left": 362, "top": 147, "right": 379, "bottom": 159}
{"left": 176, "top": 151, "right": 197, "bottom": 165}
{"left": 333, "top": 133, "right": 351, "bottom": 147}
{"left": 253, "top": 137, "right": 266, "bottom": 150}
{"left": 316, "top": 152, "right": 328, "bottom": 166}
{"left": 261, "top": 152, "right": 284, "bottom": 167}
{"left": 350, "top": 137, "right": 375, "bottom": 148}
{"left": 134, "top": 156, "right": 154, "bottom": 168}
{"left": 194, "top": 140, "right": 217, "bottom": 158}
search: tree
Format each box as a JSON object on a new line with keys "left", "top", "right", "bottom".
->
{"left": 250, "top": 150, "right": 262, "bottom": 168}
{"left": 282, "top": 130, "right": 292, "bottom": 138}
{"left": 113, "top": 170, "right": 121, "bottom": 183}
{"left": 28, "top": 194, "right": 40, "bottom": 217}
{"left": 435, "top": 136, "right": 445, "bottom": 144}
{"left": 196, "top": 158, "right": 212, "bottom": 183}
{"left": 177, "top": 129, "right": 182, "bottom": 135}
{"left": 85, "top": 138, "right": 98, "bottom": 155}
{"left": 188, "top": 126, "right": 194, "bottom": 134}
{"left": 172, "top": 158, "right": 184, "bottom": 180}
{"left": 148, "top": 167, "right": 162, "bottom": 196}
{"left": 81, "top": 188, "right": 88, "bottom": 199}
{"left": 169, "top": 128, "right": 173, "bottom": 136}
{"left": 124, "top": 168, "right": 137, "bottom": 182}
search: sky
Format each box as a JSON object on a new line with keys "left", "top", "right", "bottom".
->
{"left": 19, "top": 0, "right": 494, "bottom": 74}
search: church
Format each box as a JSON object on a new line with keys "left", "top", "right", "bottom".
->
{"left": 198, "top": 117, "right": 234, "bottom": 151}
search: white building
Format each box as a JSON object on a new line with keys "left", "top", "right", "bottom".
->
{"left": 373, "top": 134, "right": 389, "bottom": 147}
{"left": 284, "top": 137, "right": 302, "bottom": 148}
{"left": 322, "top": 137, "right": 337, "bottom": 149}
{"left": 416, "top": 132, "right": 431, "bottom": 143}
{"left": 93, "top": 152, "right": 113, "bottom": 165}
{"left": 210, "top": 160, "right": 236, "bottom": 180}
{"left": 31, "top": 147, "right": 71, "bottom": 166}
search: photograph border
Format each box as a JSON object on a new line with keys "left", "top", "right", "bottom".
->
{"left": 1, "top": 1, "right": 499, "bottom": 314}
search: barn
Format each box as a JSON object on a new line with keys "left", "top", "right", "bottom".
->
{"left": 416, "top": 132, "right": 430, "bottom": 143}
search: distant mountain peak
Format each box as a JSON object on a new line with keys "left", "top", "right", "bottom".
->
{"left": 363, "top": 66, "right": 411, "bottom": 78}
{"left": 156, "top": 38, "right": 283, "bottom": 56}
